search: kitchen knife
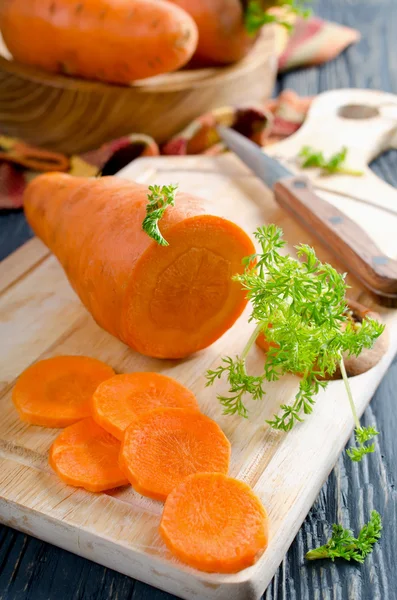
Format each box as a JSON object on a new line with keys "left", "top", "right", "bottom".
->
{"left": 217, "top": 125, "right": 397, "bottom": 300}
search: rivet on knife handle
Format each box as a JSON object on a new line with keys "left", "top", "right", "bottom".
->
{"left": 274, "top": 176, "right": 397, "bottom": 296}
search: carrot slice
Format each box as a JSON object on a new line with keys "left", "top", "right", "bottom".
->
{"left": 49, "top": 418, "right": 128, "bottom": 492}
{"left": 160, "top": 472, "right": 269, "bottom": 573}
{"left": 119, "top": 408, "right": 230, "bottom": 501}
{"left": 13, "top": 356, "right": 115, "bottom": 427}
{"left": 92, "top": 372, "right": 199, "bottom": 440}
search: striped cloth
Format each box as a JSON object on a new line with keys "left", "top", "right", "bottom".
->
{"left": 0, "top": 16, "right": 359, "bottom": 209}
{"left": 277, "top": 16, "right": 359, "bottom": 71}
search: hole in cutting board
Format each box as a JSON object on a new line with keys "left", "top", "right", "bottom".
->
{"left": 338, "top": 104, "right": 380, "bottom": 120}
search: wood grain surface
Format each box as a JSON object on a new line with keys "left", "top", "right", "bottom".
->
{"left": 275, "top": 175, "right": 397, "bottom": 294}
{"left": 0, "top": 1, "right": 397, "bottom": 599}
{"left": 2, "top": 151, "right": 395, "bottom": 600}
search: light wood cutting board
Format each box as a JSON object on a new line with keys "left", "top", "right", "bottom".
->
{"left": 1, "top": 89, "right": 397, "bottom": 600}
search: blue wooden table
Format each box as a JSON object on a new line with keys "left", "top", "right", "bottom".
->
{"left": 1, "top": 0, "right": 397, "bottom": 598}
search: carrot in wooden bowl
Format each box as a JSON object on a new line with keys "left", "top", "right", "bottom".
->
{"left": 160, "top": 472, "right": 269, "bottom": 573}
{"left": 49, "top": 418, "right": 129, "bottom": 492}
{"left": 0, "top": 0, "right": 198, "bottom": 84}
{"left": 12, "top": 355, "right": 115, "bottom": 427}
{"left": 166, "top": 0, "right": 255, "bottom": 64}
{"left": 92, "top": 372, "right": 199, "bottom": 440}
{"left": 166, "top": 0, "right": 308, "bottom": 65}
{"left": 24, "top": 174, "right": 255, "bottom": 359}
{"left": 119, "top": 408, "right": 231, "bottom": 501}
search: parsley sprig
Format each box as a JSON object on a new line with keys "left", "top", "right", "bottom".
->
{"left": 299, "top": 146, "right": 364, "bottom": 176}
{"left": 306, "top": 511, "right": 382, "bottom": 562}
{"left": 142, "top": 184, "right": 178, "bottom": 246}
{"left": 245, "top": 1, "right": 311, "bottom": 36}
{"left": 206, "top": 225, "right": 384, "bottom": 460}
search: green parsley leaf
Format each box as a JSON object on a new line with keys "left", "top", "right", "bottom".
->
{"left": 306, "top": 511, "right": 382, "bottom": 562}
{"left": 244, "top": 0, "right": 311, "bottom": 36}
{"left": 142, "top": 184, "right": 178, "bottom": 246}
{"left": 347, "top": 426, "right": 379, "bottom": 461}
{"left": 298, "top": 145, "right": 364, "bottom": 176}
{"left": 205, "top": 225, "right": 385, "bottom": 461}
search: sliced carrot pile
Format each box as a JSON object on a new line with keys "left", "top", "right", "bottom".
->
{"left": 12, "top": 355, "right": 115, "bottom": 427}
{"left": 160, "top": 472, "right": 268, "bottom": 573}
{"left": 49, "top": 418, "right": 128, "bottom": 492}
{"left": 119, "top": 408, "right": 230, "bottom": 501}
{"left": 92, "top": 372, "right": 199, "bottom": 440}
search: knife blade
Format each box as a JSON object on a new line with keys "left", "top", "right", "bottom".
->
{"left": 217, "top": 125, "right": 397, "bottom": 302}
{"left": 217, "top": 125, "right": 292, "bottom": 188}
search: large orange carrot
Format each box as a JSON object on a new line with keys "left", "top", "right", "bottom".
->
{"left": 160, "top": 472, "right": 269, "bottom": 572}
{"left": 92, "top": 372, "right": 199, "bottom": 440}
{"left": 0, "top": 0, "right": 198, "bottom": 84}
{"left": 24, "top": 174, "right": 254, "bottom": 359}
{"left": 166, "top": 0, "right": 256, "bottom": 64}
{"left": 12, "top": 355, "right": 115, "bottom": 427}
{"left": 49, "top": 418, "right": 128, "bottom": 492}
{"left": 119, "top": 408, "right": 231, "bottom": 500}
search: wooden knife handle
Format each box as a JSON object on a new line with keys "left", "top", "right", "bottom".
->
{"left": 274, "top": 176, "right": 397, "bottom": 297}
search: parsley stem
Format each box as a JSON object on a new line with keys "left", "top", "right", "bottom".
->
{"left": 305, "top": 547, "right": 331, "bottom": 560}
{"left": 333, "top": 167, "right": 364, "bottom": 177}
{"left": 340, "top": 357, "right": 361, "bottom": 430}
{"left": 241, "top": 323, "right": 264, "bottom": 361}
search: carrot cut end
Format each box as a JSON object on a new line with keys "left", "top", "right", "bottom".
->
{"left": 123, "top": 215, "right": 255, "bottom": 358}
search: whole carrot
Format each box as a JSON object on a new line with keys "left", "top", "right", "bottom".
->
{"left": 167, "top": 0, "right": 255, "bottom": 64}
{"left": 24, "top": 174, "right": 254, "bottom": 359}
{"left": 0, "top": 0, "right": 198, "bottom": 84}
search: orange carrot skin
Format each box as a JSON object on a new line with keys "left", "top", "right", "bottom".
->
{"left": 167, "top": 0, "right": 256, "bottom": 64}
{"left": 160, "top": 472, "right": 269, "bottom": 573}
{"left": 92, "top": 372, "right": 199, "bottom": 440}
{"left": 24, "top": 174, "right": 254, "bottom": 359}
{"left": 0, "top": 0, "right": 198, "bottom": 84}
{"left": 12, "top": 355, "right": 115, "bottom": 427}
{"left": 49, "top": 418, "right": 129, "bottom": 492}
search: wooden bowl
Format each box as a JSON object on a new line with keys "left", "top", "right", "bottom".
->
{"left": 0, "top": 29, "right": 276, "bottom": 155}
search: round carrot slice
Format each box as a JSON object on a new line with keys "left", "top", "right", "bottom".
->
{"left": 160, "top": 472, "right": 269, "bottom": 573}
{"left": 92, "top": 372, "right": 199, "bottom": 440}
{"left": 120, "top": 408, "right": 230, "bottom": 501}
{"left": 13, "top": 355, "right": 115, "bottom": 427}
{"left": 49, "top": 418, "right": 128, "bottom": 492}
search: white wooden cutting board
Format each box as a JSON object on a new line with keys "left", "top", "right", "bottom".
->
{"left": 1, "top": 89, "right": 397, "bottom": 600}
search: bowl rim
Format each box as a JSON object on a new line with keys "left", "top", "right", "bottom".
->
{"left": 0, "top": 27, "right": 276, "bottom": 94}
